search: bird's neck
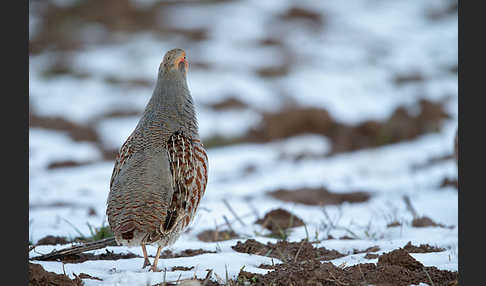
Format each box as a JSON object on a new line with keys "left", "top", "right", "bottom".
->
{"left": 145, "top": 72, "right": 199, "bottom": 139}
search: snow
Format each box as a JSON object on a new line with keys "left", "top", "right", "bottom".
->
{"left": 29, "top": 0, "right": 457, "bottom": 284}
{"left": 29, "top": 128, "right": 102, "bottom": 172}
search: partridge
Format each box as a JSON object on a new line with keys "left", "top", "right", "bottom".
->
{"left": 106, "top": 48, "right": 208, "bottom": 272}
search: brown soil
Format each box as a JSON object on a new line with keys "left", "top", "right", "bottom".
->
{"left": 387, "top": 221, "right": 402, "bottom": 228}
{"left": 236, "top": 248, "right": 458, "bottom": 286}
{"left": 411, "top": 216, "right": 453, "bottom": 228}
{"left": 232, "top": 239, "right": 345, "bottom": 263}
{"left": 427, "top": 0, "right": 458, "bottom": 20}
{"left": 75, "top": 273, "right": 103, "bottom": 281}
{"left": 278, "top": 7, "right": 325, "bottom": 30}
{"left": 246, "top": 99, "right": 450, "bottom": 155}
{"left": 448, "top": 64, "right": 458, "bottom": 74}
{"left": 202, "top": 135, "right": 249, "bottom": 149}
{"left": 29, "top": 0, "right": 216, "bottom": 54}
{"left": 197, "top": 229, "right": 239, "bottom": 242}
{"left": 29, "top": 111, "right": 99, "bottom": 143}
{"left": 47, "top": 160, "right": 92, "bottom": 170}
{"left": 103, "top": 75, "right": 153, "bottom": 88}
{"left": 39, "top": 57, "right": 91, "bottom": 79}
{"left": 208, "top": 97, "right": 249, "bottom": 111}
{"left": 258, "top": 37, "right": 284, "bottom": 47}
{"left": 364, "top": 253, "right": 379, "bottom": 259}
{"left": 378, "top": 249, "right": 424, "bottom": 271}
{"left": 87, "top": 207, "right": 98, "bottom": 217}
{"left": 44, "top": 249, "right": 140, "bottom": 264}
{"left": 255, "top": 209, "right": 305, "bottom": 234}
{"left": 338, "top": 235, "right": 355, "bottom": 240}
{"left": 257, "top": 263, "right": 277, "bottom": 270}
{"left": 440, "top": 177, "right": 458, "bottom": 189}
{"left": 32, "top": 244, "right": 214, "bottom": 264}
{"left": 247, "top": 107, "right": 335, "bottom": 143}
{"left": 171, "top": 266, "right": 195, "bottom": 271}
{"left": 36, "top": 235, "right": 69, "bottom": 246}
{"left": 268, "top": 187, "right": 370, "bottom": 206}
{"left": 98, "top": 109, "right": 141, "bottom": 118}
{"left": 29, "top": 107, "right": 119, "bottom": 161}
{"left": 29, "top": 262, "right": 83, "bottom": 286}
{"left": 393, "top": 71, "right": 425, "bottom": 86}
{"left": 160, "top": 248, "right": 216, "bottom": 259}
{"left": 256, "top": 65, "right": 290, "bottom": 78}
{"left": 402, "top": 241, "right": 445, "bottom": 253}
{"left": 353, "top": 245, "right": 380, "bottom": 254}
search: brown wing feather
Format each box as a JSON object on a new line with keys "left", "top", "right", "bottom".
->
{"left": 164, "top": 132, "right": 208, "bottom": 232}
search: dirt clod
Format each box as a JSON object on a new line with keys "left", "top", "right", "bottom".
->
{"left": 53, "top": 249, "right": 139, "bottom": 264}
{"left": 208, "top": 97, "right": 248, "bottom": 110}
{"left": 246, "top": 99, "right": 449, "bottom": 155}
{"left": 47, "top": 160, "right": 90, "bottom": 170}
{"left": 171, "top": 266, "right": 195, "bottom": 271}
{"left": 236, "top": 247, "right": 458, "bottom": 286}
{"left": 232, "top": 239, "right": 345, "bottom": 263}
{"left": 29, "top": 111, "right": 99, "bottom": 143}
{"left": 387, "top": 221, "right": 402, "bottom": 228}
{"left": 36, "top": 235, "right": 69, "bottom": 246}
{"left": 160, "top": 248, "right": 216, "bottom": 259}
{"left": 268, "top": 187, "right": 370, "bottom": 206}
{"left": 393, "top": 71, "right": 425, "bottom": 86}
{"left": 402, "top": 241, "right": 445, "bottom": 253}
{"left": 197, "top": 229, "right": 239, "bottom": 242}
{"left": 412, "top": 216, "right": 452, "bottom": 228}
{"left": 440, "top": 177, "right": 458, "bottom": 189}
{"left": 29, "top": 262, "right": 83, "bottom": 286}
{"left": 353, "top": 245, "right": 380, "bottom": 254}
{"left": 364, "top": 253, "right": 379, "bottom": 259}
{"left": 255, "top": 208, "right": 305, "bottom": 233}
{"left": 87, "top": 207, "right": 97, "bottom": 217}
{"left": 279, "top": 6, "right": 325, "bottom": 29}
{"left": 75, "top": 273, "right": 102, "bottom": 281}
{"left": 256, "top": 65, "right": 290, "bottom": 78}
{"left": 378, "top": 248, "right": 424, "bottom": 271}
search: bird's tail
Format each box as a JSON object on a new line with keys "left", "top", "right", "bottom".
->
{"left": 119, "top": 220, "right": 136, "bottom": 240}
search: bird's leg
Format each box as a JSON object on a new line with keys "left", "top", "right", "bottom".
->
{"left": 141, "top": 243, "right": 151, "bottom": 268}
{"left": 149, "top": 246, "right": 163, "bottom": 272}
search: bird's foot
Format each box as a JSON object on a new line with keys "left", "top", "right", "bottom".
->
{"left": 142, "top": 258, "right": 151, "bottom": 269}
{"left": 149, "top": 265, "right": 161, "bottom": 272}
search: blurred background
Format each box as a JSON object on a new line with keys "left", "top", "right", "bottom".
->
{"left": 29, "top": 0, "right": 458, "bottom": 246}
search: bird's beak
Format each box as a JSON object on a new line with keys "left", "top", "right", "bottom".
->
{"left": 176, "top": 57, "right": 189, "bottom": 75}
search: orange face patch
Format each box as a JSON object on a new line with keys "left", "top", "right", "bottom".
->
{"left": 173, "top": 52, "right": 188, "bottom": 73}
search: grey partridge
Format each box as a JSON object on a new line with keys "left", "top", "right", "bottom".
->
{"left": 106, "top": 48, "right": 208, "bottom": 272}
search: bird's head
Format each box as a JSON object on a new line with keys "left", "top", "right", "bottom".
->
{"left": 159, "top": 48, "right": 189, "bottom": 78}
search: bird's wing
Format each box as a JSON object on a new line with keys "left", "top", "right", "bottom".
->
{"left": 163, "top": 132, "right": 208, "bottom": 233}
{"left": 110, "top": 132, "right": 136, "bottom": 189}
{"left": 108, "top": 131, "right": 175, "bottom": 240}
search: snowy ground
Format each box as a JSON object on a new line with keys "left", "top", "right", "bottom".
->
{"left": 29, "top": 0, "right": 457, "bottom": 285}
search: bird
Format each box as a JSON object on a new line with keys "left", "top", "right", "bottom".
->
{"left": 106, "top": 48, "right": 208, "bottom": 272}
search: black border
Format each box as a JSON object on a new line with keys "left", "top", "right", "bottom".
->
{"left": 8, "top": 0, "right": 29, "bottom": 284}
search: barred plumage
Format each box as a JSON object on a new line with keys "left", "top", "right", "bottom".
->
{"left": 106, "top": 48, "right": 208, "bottom": 272}
{"left": 164, "top": 132, "right": 208, "bottom": 232}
